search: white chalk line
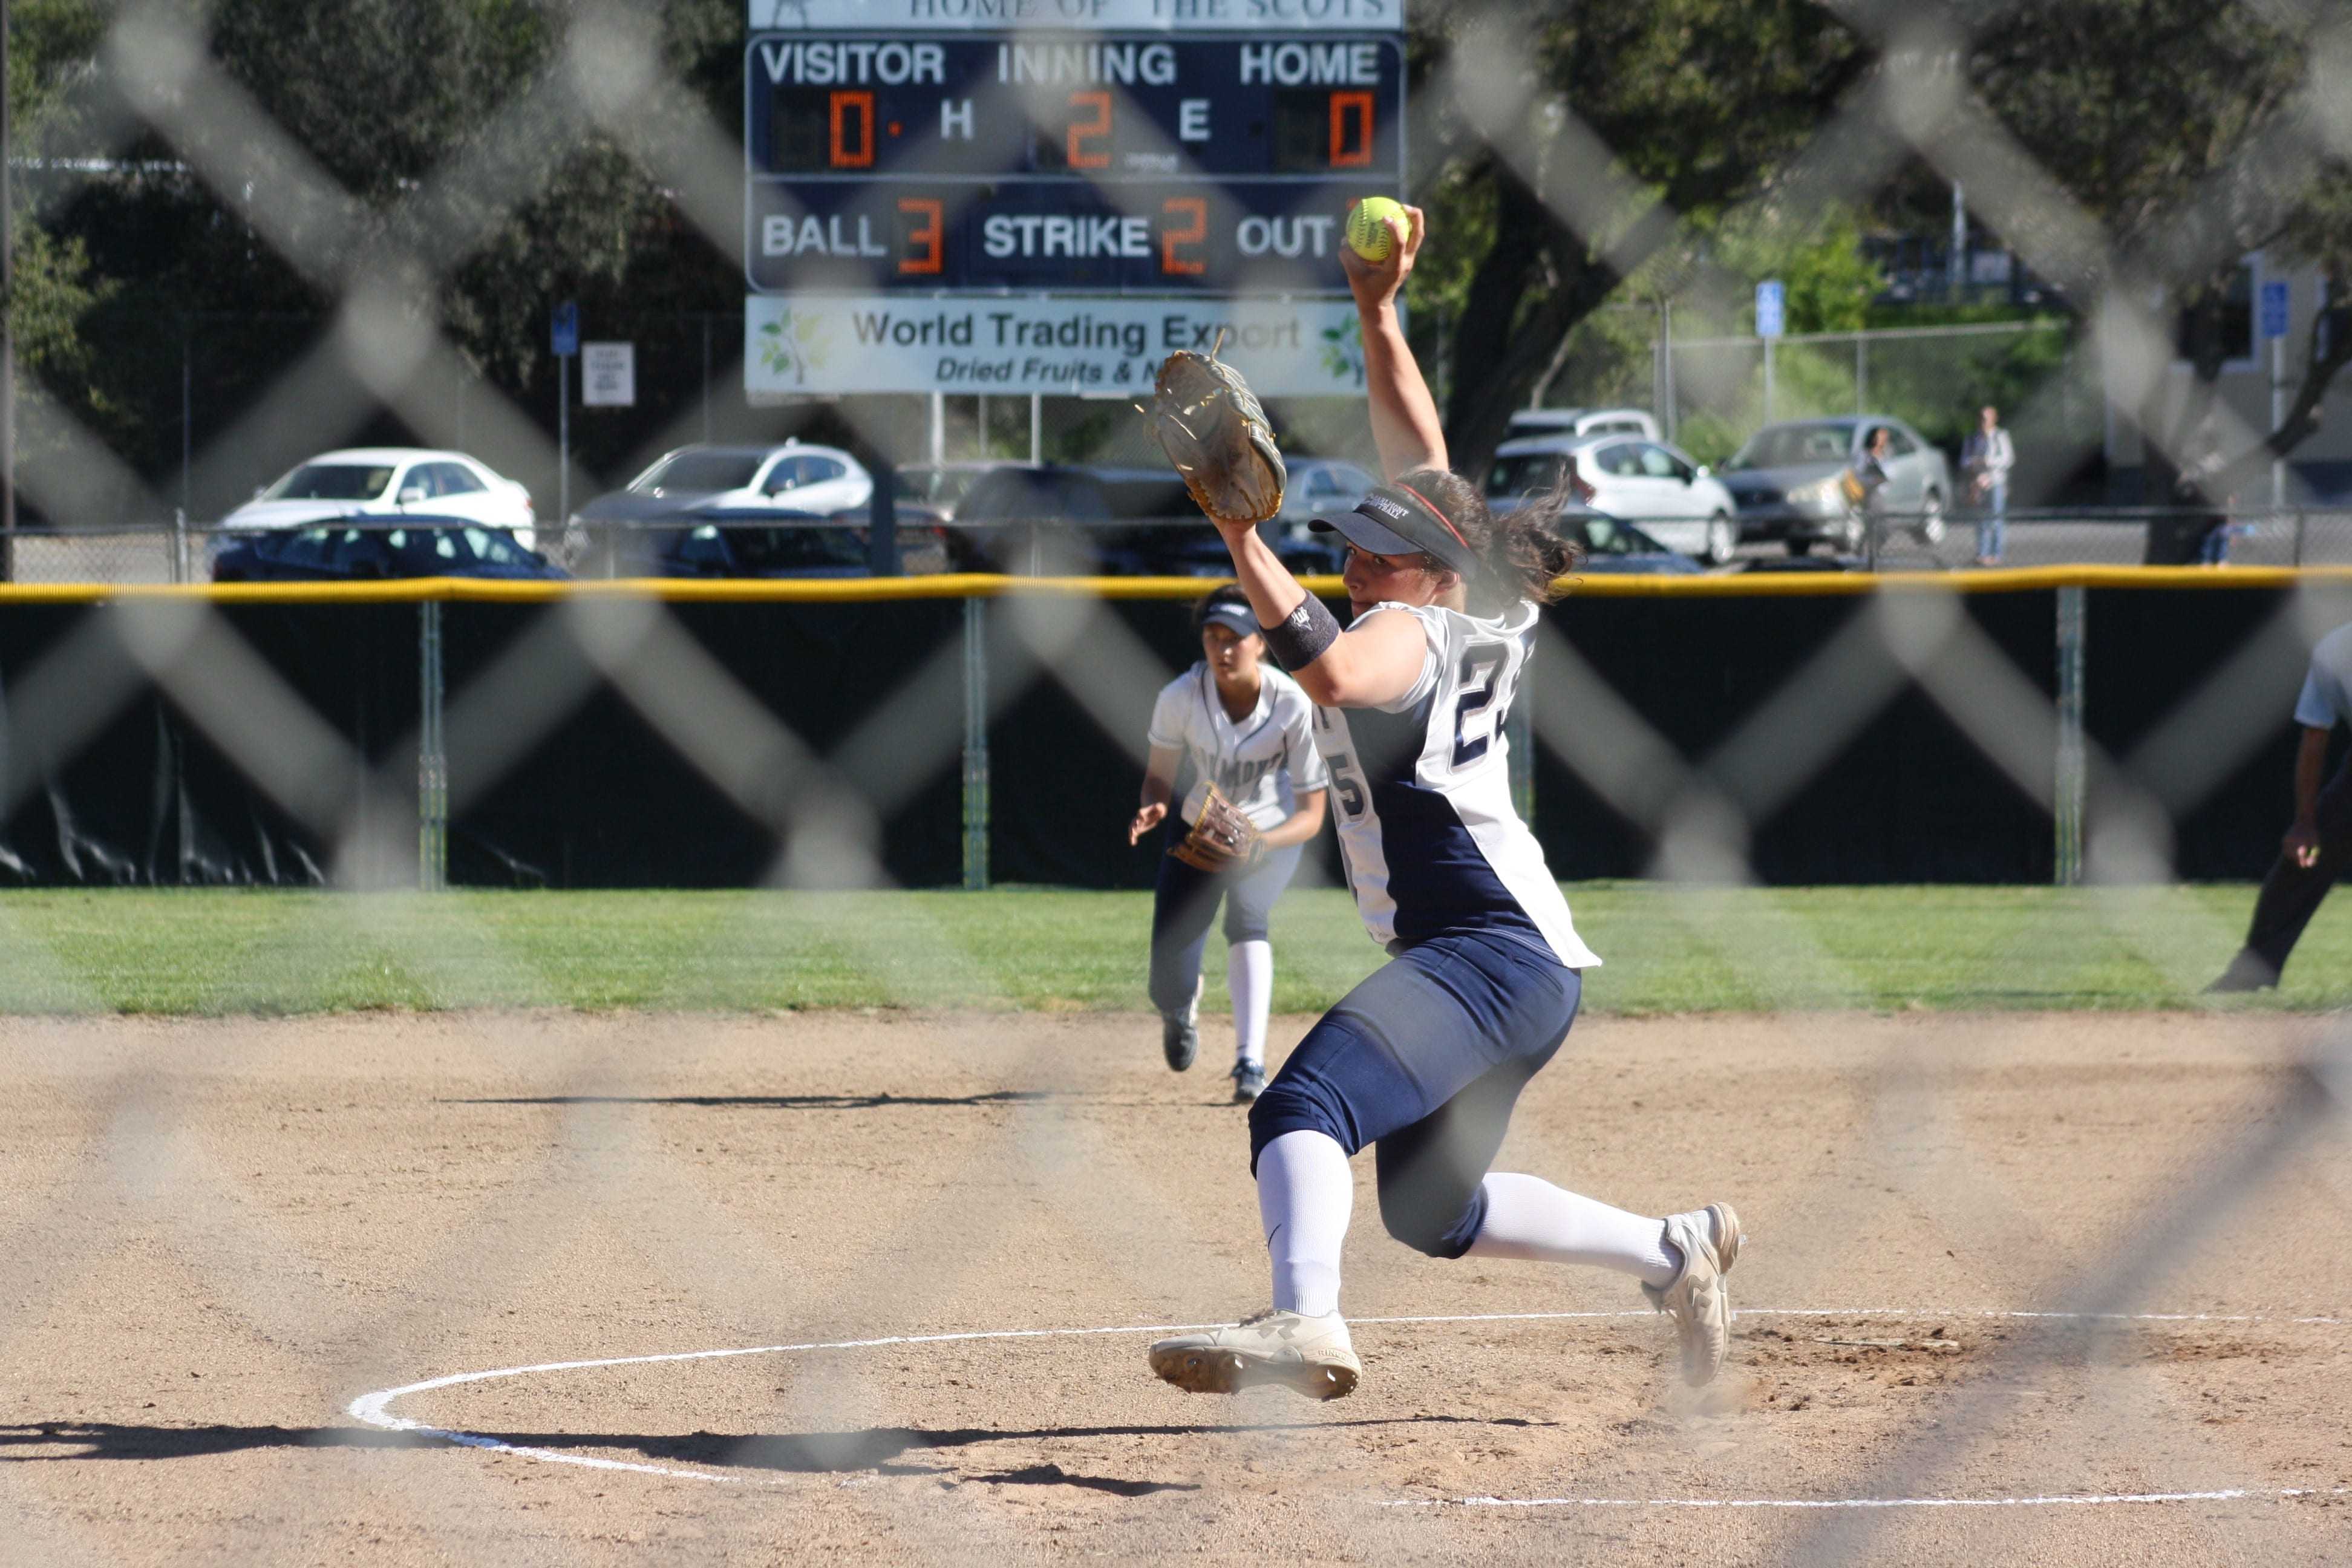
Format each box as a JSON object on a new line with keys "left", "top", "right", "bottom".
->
{"left": 1387, "top": 1487, "right": 2352, "bottom": 1511}
{"left": 345, "top": 1307, "right": 2350, "bottom": 1509}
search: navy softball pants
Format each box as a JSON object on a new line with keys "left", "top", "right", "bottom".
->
{"left": 1146, "top": 833, "right": 1303, "bottom": 1019}
{"left": 1247, "top": 929, "right": 1583, "bottom": 1260}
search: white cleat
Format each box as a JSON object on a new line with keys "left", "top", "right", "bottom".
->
{"left": 1643, "top": 1201, "right": 1743, "bottom": 1387}
{"left": 1148, "top": 1308, "right": 1362, "bottom": 1400}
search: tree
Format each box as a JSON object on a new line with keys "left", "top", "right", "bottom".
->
{"left": 1400, "top": 1, "right": 1871, "bottom": 477}
{"left": 1963, "top": 0, "right": 2352, "bottom": 502}
{"left": 14, "top": 0, "right": 747, "bottom": 508}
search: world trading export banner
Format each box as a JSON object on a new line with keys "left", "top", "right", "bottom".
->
{"left": 743, "top": 292, "right": 1373, "bottom": 398}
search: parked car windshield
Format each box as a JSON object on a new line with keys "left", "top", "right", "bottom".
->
{"left": 1484, "top": 452, "right": 1567, "bottom": 497}
{"left": 1558, "top": 514, "right": 1657, "bottom": 556}
{"left": 266, "top": 463, "right": 396, "bottom": 501}
{"left": 696, "top": 523, "right": 869, "bottom": 572}
{"left": 903, "top": 467, "right": 986, "bottom": 509}
{"left": 633, "top": 452, "right": 766, "bottom": 494}
{"left": 957, "top": 470, "right": 1111, "bottom": 522}
{"left": 1726, "top": 423, "right": 1856, "bottom": 469}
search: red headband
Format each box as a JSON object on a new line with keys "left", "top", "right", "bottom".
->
{"left": 1385, "top": 480, "right": 1474, "bottom": 559}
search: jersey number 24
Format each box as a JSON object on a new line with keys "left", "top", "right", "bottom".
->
{"left": 1451, "top": 642, "right": 1514, "bottom": 769}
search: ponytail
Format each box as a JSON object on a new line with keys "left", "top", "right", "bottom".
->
{"left": 1392, "top": 466, "right": 1583, "bottom": 606}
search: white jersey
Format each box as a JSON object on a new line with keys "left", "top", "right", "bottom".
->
{"left": 1308, "top": 599, "right": 1599, "bottom": 969}
{"left": 2293, "top": 622, "right": 2352, "bottom": 731}
{"left": 1147, "top": 663, "right": 1330, "bottom": 832}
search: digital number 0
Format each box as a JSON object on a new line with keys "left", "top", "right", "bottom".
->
{"left": 1329, "top": 92, "right": 1373, "bottom": 168}
{"left": 830, "top": 91, "right": 874, "bottom": 169}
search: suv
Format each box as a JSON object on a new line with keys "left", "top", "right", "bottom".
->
{"left": 1716, "top": 417, "right": 1952, "bottom": 555}
{"left": 1504, "top": 407, "right": 1662, "bottom": 443}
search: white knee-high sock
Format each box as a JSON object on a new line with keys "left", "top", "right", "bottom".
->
{"left": 1466, "top": 1172, "right": 1681, "bottom": 1287}
{"left": 1256, "top": 1129, "right": 1352, "bottom": 1316}
{"left": 1228, "top": 939, "right": 1272, "bottom": 1067}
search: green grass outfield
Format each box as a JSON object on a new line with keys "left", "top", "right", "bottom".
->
{"left": 0, "top": 883, "right": 2339, "bottom": 1016}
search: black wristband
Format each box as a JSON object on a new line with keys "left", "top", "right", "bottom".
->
{"left": 1261, "top": 592, "right": 1341, "bottom": 669}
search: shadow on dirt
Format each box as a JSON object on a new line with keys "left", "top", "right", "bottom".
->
{"left": 1, "top": 1423, "right": 438, "bottom": 1459}
{"left": 5, "top": 1413, "right": 1551, "bottom": 1500}
{"left": 442, "top": 1091, "right": 1060, "bottom": 1110}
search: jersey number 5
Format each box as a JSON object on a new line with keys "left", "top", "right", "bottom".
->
{"left": 1451, "top": 644, "right": 1511, "bottom": 769}
{"left": 1313, "top": 705, "right": 1371, "bottom": 821}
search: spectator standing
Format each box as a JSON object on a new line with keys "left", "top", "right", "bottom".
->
{"left": 2207, "top": 621, "right": 2352, "bottom": 990}
{"left": 1961, "top": 405, "right": 2015, "bottom": 566}
{"left": 1850, "top": 425, "right": 1892, "bottom": 561}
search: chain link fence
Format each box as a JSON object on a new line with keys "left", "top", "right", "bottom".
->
{"left": 2, "top": 2, "right": 2349, "bottom": 1561}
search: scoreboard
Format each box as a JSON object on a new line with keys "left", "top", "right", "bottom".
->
{"left": 743, "top": 33, "right": 1406, "bottom": 296}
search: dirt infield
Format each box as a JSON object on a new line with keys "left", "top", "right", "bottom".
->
{"left": 2, "top": 1009, "right": 2347, "bottom": 1565}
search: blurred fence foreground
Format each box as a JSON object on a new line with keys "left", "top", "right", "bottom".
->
{"left": 2, "top": 5, "right": 2350, "bottom": 1560}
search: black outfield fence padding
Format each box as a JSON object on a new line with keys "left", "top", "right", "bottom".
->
{"left": 0, "top": 572, "right": 2342, "bottom": 891}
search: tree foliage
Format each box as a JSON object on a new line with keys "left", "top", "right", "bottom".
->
{"left": 11, "top": 0, "right": 2350, "bottom": 515}
{"left": 1965, "top": 0, "right": 2351, "bottom": 490}
{"left": 1400, "top": 0, "right": 1869, "bottom": 476}
{"left": 14, "top": 0, "right": 746, "bottom": 506}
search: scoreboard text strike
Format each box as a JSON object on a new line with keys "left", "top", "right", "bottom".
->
{"left": 745, "top": 34, "right": 1405, "bottom": 295}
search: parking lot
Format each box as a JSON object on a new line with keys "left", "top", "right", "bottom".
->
{"left": 10, "top": 509, "right": 2351, "bottom": 587}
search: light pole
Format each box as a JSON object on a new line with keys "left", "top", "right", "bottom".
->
{"left": 2, "top": 0, "right": 18, "bottom": 581}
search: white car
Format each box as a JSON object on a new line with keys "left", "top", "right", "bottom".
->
{"left": 1276, "top": 458, "right": 1379, "bottom": 524}
{"left": 1483, "top": 433, "right": 1741, "bottom": 566}
{"left": 575, "top": 442, "right": 874, "bottom": 531}
{"left": 225, "top": 448, "right": 535, "bottom": 544}
{"left": 1504, "top": 407, "right": 1661, "bottom": 442}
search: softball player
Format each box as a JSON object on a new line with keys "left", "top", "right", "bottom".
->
{"left": 1131, "top": 586, "right": 1330, "bottom": 1102}
{"left": 1148, "top": 204, "right": 1742, "bottom": 1400}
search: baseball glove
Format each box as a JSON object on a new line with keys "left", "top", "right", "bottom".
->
{"left": 1169, "top": 780, "right": 1267, "bottom": 874}
{"left": 1149, "top": 345, "right": 1287, "bottom": 524}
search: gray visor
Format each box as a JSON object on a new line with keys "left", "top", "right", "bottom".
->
{"left": 1310, "top": 485, "right": 1480, "bottom": 577}
{"left": 1198, "top": 599, "right": 1259, "bottom": 638}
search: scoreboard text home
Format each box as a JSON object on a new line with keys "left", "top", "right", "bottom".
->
{"left": 745, "top": 33, "right": 1406, "bottom": 295}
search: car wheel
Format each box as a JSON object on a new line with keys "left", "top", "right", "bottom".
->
{"left": 1703, "top": 512, "right": 1736, "bottom": 566}
{"left": 1913, "top": 489, "right": 1947, "bottom": 546}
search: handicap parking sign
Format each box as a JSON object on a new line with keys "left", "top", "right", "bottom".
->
{"left": 2259, "top": 280, "right": 2290, "bottom": 341}
{"left": 1756, "top": 279, "right": 1785, "bottom": 340}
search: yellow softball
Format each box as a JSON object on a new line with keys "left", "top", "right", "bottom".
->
{"left": 1347, "top": 197, "right": 1407, "bottom": 263}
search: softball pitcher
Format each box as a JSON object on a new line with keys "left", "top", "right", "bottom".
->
{"left": 1131, "top": 586, "right": 1330, "bottom": 1102}
{"left": 1145, "top": 204, "right": 1743, "bottom": 1400}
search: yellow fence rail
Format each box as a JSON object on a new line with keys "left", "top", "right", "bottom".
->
{"left": 4, "top": 563, "right": 2352, "bottom": 606}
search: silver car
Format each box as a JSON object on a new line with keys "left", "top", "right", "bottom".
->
{"left": 1716, "top": 417, "right": 1953, "bottom": 556}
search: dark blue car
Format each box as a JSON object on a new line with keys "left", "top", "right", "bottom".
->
{"left": 212, "top": 518, "right": 564, "bottom": 581}
{"left": 621, "top": 505, "right": 959, "bottom": 578}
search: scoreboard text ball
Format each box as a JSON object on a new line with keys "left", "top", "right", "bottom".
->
{"left": 745, "top": 33, "right": 1405, "bottom": 296}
